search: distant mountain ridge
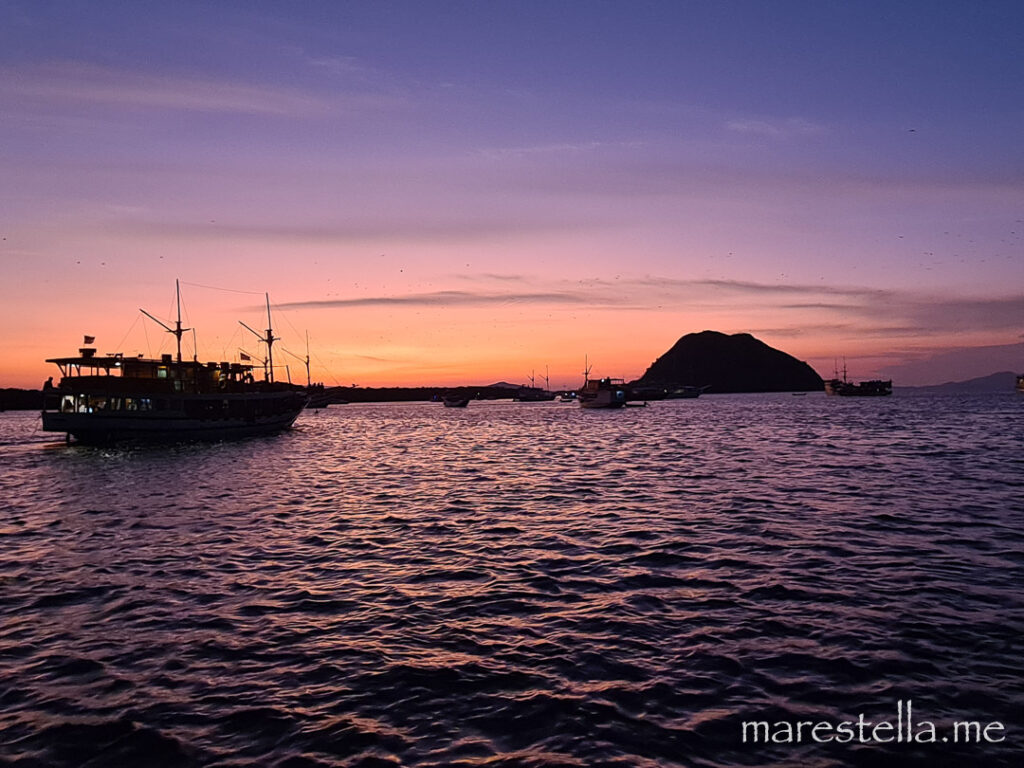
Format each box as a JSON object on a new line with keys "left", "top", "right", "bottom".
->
{"left": 896, "top": 371, "right": 1017, "bottom": 393}
{"left": 638, "top": 330, "right": 823, "bottom": 393}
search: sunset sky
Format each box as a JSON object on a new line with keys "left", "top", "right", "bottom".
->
{"left": 2, "top": 1, "right": 1021, "bottom": 388}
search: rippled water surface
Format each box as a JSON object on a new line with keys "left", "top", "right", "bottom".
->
{"left": 1, "top": 394, "right": 1022, "bottom": 767}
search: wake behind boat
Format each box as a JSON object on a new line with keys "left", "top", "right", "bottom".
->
{"left": 40, "top": 282, "right": 307, "bottom": 444}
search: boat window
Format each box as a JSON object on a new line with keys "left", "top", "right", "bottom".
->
{"left": 157, "top": 366, "right": 168, "bottom": 379}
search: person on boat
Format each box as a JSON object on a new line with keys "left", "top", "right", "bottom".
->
{"left": 43, "top": 376, "right": 53, "bottom": 390}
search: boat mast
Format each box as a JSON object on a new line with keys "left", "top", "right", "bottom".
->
{"left": 239, "top": 293, "right": 278, "bottom": 383}
{"left": 280, "top": 331, "right": 312, "bottom": 387}
{"left": 305, "top": 331, "right": 311, "bottom": 387}
{"left": 140, "top": 278, "right": 190, "bottom": 363}
{"left": 265, "top": 294, "right": 276, "bottom": 384}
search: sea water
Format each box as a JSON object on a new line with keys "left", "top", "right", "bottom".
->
{"left": 1, "top": 393, "right": 1021, "bottom": 767}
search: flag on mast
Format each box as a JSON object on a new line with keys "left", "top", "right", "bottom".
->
{"left": 83, "top": 335, "right": 95, "bottom": 344}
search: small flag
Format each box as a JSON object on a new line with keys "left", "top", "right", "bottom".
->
{"left": 240, "top": 352, "right": 251, "bottom": 361}
{"left": 83, "top": 335, "right": 95, "bottom": 344}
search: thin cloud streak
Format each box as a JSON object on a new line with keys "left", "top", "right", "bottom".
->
{"left": 273, "top": 277, "right": 1022, "bottom": 339}
{"left": 0, "top": 61, "right": 400, "bottom": 115}
{"left": 725, "top": 116, "right": 827, "bottom": 138}
{"left": 274, "top": 291, "right": 599, "bottom": 311}
{"left": 104, "top": 216, "right": 608, "bottom": 243}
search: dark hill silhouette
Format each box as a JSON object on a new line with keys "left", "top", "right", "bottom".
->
{"left": 638, "top": 331, "right": 823, "bottom": 393}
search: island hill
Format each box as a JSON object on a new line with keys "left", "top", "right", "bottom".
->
{"left": 2, "top": 330, "right": 822, "bottom": 409}
{"left": 636, "top": 330, "right": 823, "bottom": 394}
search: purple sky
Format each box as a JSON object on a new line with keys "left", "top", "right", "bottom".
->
{"left": 1, "top": 1, "right": 1022, "bottom": 387}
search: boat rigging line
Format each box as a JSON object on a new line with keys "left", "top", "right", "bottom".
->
{"left": 140, "top": 278, "right": 190, "bottom": 363}
{"left": 280, "top": 331, "right": 312, "bottom": 387}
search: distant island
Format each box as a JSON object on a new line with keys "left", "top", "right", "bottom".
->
{"left": 896, "top": 371, "right": 1018, "bottom": 394}
{"left": 637, "top": 330, "right": 823, "bottom": 393}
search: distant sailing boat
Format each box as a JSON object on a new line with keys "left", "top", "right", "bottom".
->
{"left": 824, "top": 359, "right": 892, "bottom": 397}
{"left": 513, "top": 366, "right": 556, "bottom": 401}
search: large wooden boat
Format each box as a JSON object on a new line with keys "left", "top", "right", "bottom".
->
{"left": 824, "top": 378, "right": 892, "bottom": 396}
{"left": 824, "top": 362, "right": 892, "bottom": 397}
{"left": 40, "top": 283, "right": 307, "bottom": 444}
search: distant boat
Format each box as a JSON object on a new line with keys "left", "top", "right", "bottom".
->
{"left": 664, "top": 385, "right": 706, "bottom": 399}
{"left": 512, "top": 369, "right": 556, "bottom": 402}
{"left": 558, "top": 393, "right": 576, "bottom": 403}
{"left": 1016, "top": 374, "right": 1024, "bottom": 393}
{"left": 578, "top": 377, "right": 627, "bottom": 408}
{"left": 629, "top": 384, "right": 705, "bottom": 400}
{"left": 512, "top": 387, "right": 555, "bottom": 402}
{"left": 626, "top": 385, "right": 666, "bottom": 401}
{"left": 305, "top": 383, "right": 330, "bottom": 409}
{"left": 576, "top": 357, "right": 626, "bottom": 409}
{"left": 824, "top": 361, "right": 892, "bottom": 397}
{"left": 442, "top": 395, "right": 470, "bottom": 408}
{"left": 40, "top": 282, "right": 307, "bottom": 444}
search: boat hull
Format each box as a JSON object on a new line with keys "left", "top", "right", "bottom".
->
{"left": 42, "top": 409, "right": 303, "bottom": 444}
{"left": 42, "top": 390, "right": 307, "bottom": 444}
{"left": 579, "top": 398, "right": 626, "bottom": 409}
{"left": 824, "top": 379, "right": 892, "bottom": 396}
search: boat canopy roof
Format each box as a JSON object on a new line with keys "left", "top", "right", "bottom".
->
{"left": 47, "top": 351, "right": 254, "bottom": 373}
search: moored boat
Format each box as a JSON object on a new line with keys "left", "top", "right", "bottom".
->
{"left": 512, "top": 369, "right": 556, "bottom": 402}
{"left": 578, "top": 377, "right": 627, "bottom": 409}
{"left": 664, "top": 385, "right": 705, "bottom": 399}
{"left": 442, "top": 395, "right": 470, "bottom": 408}
{"left": 824, "top": 360, "right": 892, "bottom": 397}
{"left": 1017, "top": 374, "right": 1024, "bottom": 393}
{"left": 305, "top": 383, "right": 331, "bottom": 409}
{"left": 823, "top": 378, "right": 892, "bottom": 396}
{"left": 40, "top": 283, "right": 307, "bottom": 444}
